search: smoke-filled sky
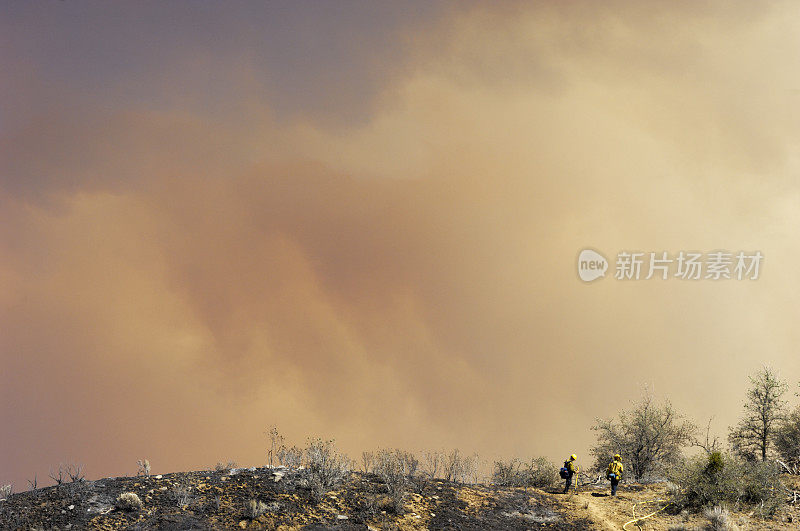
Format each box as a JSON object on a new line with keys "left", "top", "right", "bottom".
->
{"left": 2, "top": 1, "right": 800, "bottom": 488}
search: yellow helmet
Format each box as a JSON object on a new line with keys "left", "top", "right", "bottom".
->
{"left": 614, "top": 454, "right": 621, "bottom": 460}
{"left": 570, "top": 454, "right": 577, "bottom": 460}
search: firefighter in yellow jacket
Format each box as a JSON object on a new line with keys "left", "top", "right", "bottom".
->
{"left": 606, "top": 454, "right": 624, "bottom": 496}
{"left": 562, "top": 454, "right": 579, "bottom": 493}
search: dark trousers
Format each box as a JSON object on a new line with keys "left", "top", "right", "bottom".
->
{"left": 610, "top": 479, "right": 619, "bottom": 495}
{"left": 563, "top": 474, "right": 573, "bottom": 493}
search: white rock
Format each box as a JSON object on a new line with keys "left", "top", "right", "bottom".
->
{"left": 155, "top": 475, "right": 163, "bottom": 479}
{"left": 336, "top": 514, "right": 349, "bottom": 520}
{"left": 68, "top": 505, "right": 74, "bottom": 510}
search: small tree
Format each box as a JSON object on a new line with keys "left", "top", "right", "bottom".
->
{"left": 775, "top": 406, "right": 800, "bottom": 472}
{"left": 728, "top": 367, "right": 787, "bottom": 462}
{"left": 591, "top": 392, "right": 696, "bottom": 481}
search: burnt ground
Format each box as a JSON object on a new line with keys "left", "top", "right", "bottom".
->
{"left": 0, "top": 468, "right": 593, "bottom": 530}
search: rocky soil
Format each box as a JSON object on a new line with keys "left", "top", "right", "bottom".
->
{"left": 2, "top": 468, "right": 798, "bottom": 530}
{"left": 0, "top": 467, "right": 591, "bottom": 530}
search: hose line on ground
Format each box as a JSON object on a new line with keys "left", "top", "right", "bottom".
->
{"left": 622, "top": 499, "right": 671, "bottom": 530}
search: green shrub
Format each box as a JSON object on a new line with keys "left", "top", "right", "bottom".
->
{"left": 669, "top": 452, "right": 784, "bottom": 516}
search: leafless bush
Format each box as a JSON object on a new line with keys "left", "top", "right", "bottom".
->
{"left": 526, "top": 457, "right": 557, "bottom": 488}
{"left": 172, "top": 486, "right": 192, "bottom": 508}
{"left": 443, "top": 449, "right": 478, "bottom": 483}
{"left": 304, "top": 437, "right": 350, "bottom": 500}
{"left": 49, "top": 464, "right": 65, "bottom": 486}
{"left": 362, "top": 451, "right": 375, "bottom": 473}
{"left": 67, "top": 463, "right": 84, "bottom": 483}
{"left": 278, "top": 446, "right": 303, "bottom": 469}
{"left": 137, "top": 459, "right": 151, "bottom": 477}
{"left": 373, "top": 449, "right": 418, "bottom": 513}
{"left": 0, "top": 485, "right": 12, "bottom": 501}
{"left": 115, "top": 492, "right": 142, "bottom": 512}
{"left": 247, "top": 499, "right": 269, "bottom": 519}
{"left": 266, "top": 426, "right": 284, "bottom": 468}
{"left": 423, "top": 451, "right": 442, "bottom": 479}
{"left": 693, "top": 418, "right": 722, "bottom": 455}
{"left": 27, "top": 476, "right": 36, "bottom": 491}
{"left": 493, "top": 457, "right": 555, "bottom": 488}
{"left": 493, "top": 458, "right": 522, "bottom": 486}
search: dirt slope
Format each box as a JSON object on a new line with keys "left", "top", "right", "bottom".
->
{"left": 0, "top": 468, "right": 591, "bottom": 530}
{"left": 1, "top": 469, "right": 798, "bottom": 530}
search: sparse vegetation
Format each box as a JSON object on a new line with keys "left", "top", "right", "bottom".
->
{"left": 7, "top": 369, "right": 800, "bottom": 529}
{"left": 0, "top": 485, "right": 12, "bottom": 501}
{"left": 115, "top": 492, "right": 142, "bottom": 512}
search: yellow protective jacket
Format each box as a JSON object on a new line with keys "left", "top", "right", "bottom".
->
{"left": 566, "top": 460, "right": 579, "bottom": 474}
{"left": 606, "top": 458, "right": 623, "bottom": 479}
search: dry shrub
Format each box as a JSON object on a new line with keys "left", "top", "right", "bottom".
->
{"left": 493, "top": 457, "right": 556, "bottom": 488}
{"left": 247, "top": 499, "right": 269, "bottom": 519}
{"left": 115, "top": 492, "right": 143, "bottom": 512}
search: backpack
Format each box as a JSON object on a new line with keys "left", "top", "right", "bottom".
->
{"left": 560, "top": 460, "right": 572, "bottom": 479}
{"left": 606, "top": 460, "right": 622, "bottom": 480}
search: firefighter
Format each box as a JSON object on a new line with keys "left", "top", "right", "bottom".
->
{"left": 606, "top": 454, "right": 624, "bottom": 496}
{"left": 561, "top": 454, "right": 579, "bottom": 493}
